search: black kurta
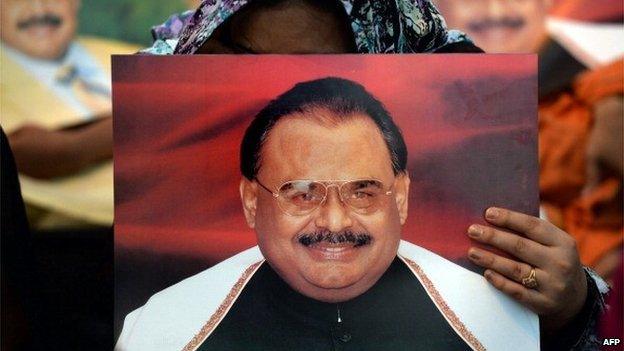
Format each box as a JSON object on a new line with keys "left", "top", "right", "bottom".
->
{"left": 199, "top": 257, "right": 471, "bottom": 350}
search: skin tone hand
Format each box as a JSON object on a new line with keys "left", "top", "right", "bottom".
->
{"left": 7, "top": 117, "right": 112, "bottom": 179}
{"left": 466, "top": 207, "right": 588, "bottom": 334}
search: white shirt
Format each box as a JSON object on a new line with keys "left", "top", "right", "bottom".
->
{"left": 2, "top": 41, "right": 111, "bottom": 120}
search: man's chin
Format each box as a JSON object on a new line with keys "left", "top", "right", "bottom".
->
{"left": 471, "top": 29, "right": 531, "bottom": 53}
{"left": 307, "top": 267, "right": 358, "bottom": 286}
{"left": 16, "top": 29, "right": 71, "bottom": 59}
{"left": 298, "top": 255, "right": 370, "bottom": 291}
{"left": 296, "top": 268, "right": 379, "bottom": 303}
{"left": 23, "top": 25, "right": 62, "bottom": 40}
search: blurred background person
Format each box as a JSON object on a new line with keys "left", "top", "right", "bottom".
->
{"left": 436, "top": 0, "right": 623, "bottom": 282}
{"left": 1, "top": 0, "right": 138, "bottom": 229}
{"left": 1, "top": 0, "right": 196, "bottom": 230}
{"left": 185, "top": 0, "right": 201, "bottom": 9}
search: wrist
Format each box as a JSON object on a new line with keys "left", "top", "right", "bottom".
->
{"left": 540, "top": 269, "right": 596, "bottom": 351}
{"left": 542, "top": 268, "right": 588, "bottom": 334}
{"left": 67, "top": 119, "right": 113, "bottom": 167}
{"left": 63, "top": 130, "right": 96, "bottom": 169}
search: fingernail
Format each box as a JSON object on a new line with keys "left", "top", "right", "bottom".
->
{"left": 484, "top": 270, "right": 493, "bottom": 281}
{"left": 468, "top": 248, "right": 481, "bottom": 260}
{"left": 467, "top": 225, "right": 482, "bottom": 238}
{"left": 486, "top": 208, "right": 500, "bottom": 220}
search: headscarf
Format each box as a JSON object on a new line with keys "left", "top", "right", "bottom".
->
{"left": 145, "top": 0, "right": 471, "bottom": 55}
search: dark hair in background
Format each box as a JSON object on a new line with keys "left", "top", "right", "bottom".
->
{"left": 434, "top": 41, "right": 484, "bottom": 53}
{"left": 206, "top": 0, "right": 357, "bottom": 53}
{"left": 240, "top": 77, "right": 408, "bottom": 180}
{"left": 244, "top": 0, "right": 354, "bottom": 46}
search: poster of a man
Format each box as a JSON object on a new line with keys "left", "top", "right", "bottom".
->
{"left": 113, "top": 55, "right": 601, "bottom": 350}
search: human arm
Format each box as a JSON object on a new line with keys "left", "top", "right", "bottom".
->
{"left": 7, "top": 117, "right": 112, "bottom": 179}
{"left": 466, "top": 207, "right": 608, "bottom": 350}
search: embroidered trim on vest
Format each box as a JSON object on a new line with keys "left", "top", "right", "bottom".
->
{"left": 182, "top": 260, "right": 264, "bottom": 351}
{"left": 400, "top": 256, "right": 486, "bottom": 351}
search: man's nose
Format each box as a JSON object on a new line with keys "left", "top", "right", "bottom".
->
{"left": 314, "top": 188, "right": 353, "bottom": 232}
{"left": 26, "top": 0, "right": 47, "bottom": 14}
{"left": 486, "top": 0, "right": 509, "bottom": 18}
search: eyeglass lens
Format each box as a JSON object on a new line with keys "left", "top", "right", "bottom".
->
{"left": 277, "top": 180, "right": 387, "bottom": 215}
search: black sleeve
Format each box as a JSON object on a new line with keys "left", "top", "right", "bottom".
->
{"left": 541, "top": 269, "right": 607, "bottom": 351}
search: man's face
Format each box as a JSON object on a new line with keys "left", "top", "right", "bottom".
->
{"left": 185, "top": 0, "right": 201, "bottom": 10}
{"left": 1, "top": 0, "right": 80, "bottom": 60}
{"left": 240, "top": 111, "right": 410, "bottom": 302}
{"left": 436, "top": 0, "right": 551, "bottom": 53}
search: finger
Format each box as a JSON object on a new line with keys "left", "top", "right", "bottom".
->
{"left": 468, "top": 247, "right": 546, "bottom": 288}
{"left": 483, "top": 269, "right": 549, "bottom": 314}
{"left": 467, "top": 224, "right": 549, "bottom": 267}
{"left": 484, "top": 207, "right": 560, "bottom": 246}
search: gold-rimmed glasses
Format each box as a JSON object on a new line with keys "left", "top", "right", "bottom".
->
{"left": 255, "top": 178, "right": 393, "bottom": 216}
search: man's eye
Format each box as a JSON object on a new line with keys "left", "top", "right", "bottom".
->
{"left": 352, "top": 191, "right": 373, "bottom": 199}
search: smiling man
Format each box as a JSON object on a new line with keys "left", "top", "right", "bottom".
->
{"left": 1, "top": 0, "right": 79, "bottom": 59}
{"left": 434, "top": 0, "right": 551, "bottom": 54}
{"left": 116, "top": 77, "right": 600, "bottom": 351}
{"left": 238, "top": 80, "right": 408, "bottom": 305}
{"left": 1, "top": 0, "right": 136, "bottom": 228}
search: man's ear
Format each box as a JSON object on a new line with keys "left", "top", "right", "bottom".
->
{"left": 394, "top": 172, "right": 410, "bottom": 225}
{"left": 239, "top": 177, "right": 258, "bottom": 228}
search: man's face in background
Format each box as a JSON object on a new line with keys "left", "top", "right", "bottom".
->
{"left": 1, "top": 0, "right": 80, "bottom": 60}
{"left": 240, "top": 111, "right": 410, "bottom": 303}
{"left": 185, "top": 0, "right": 201, "bottom": 10}
{"left": 436, "top": 0, "right": 552, "bottom": 53}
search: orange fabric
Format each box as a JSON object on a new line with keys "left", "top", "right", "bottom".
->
{"left": 551, "top": 0, "right": 623, "bottom": 22}
{"left": 539, "top": 60, "right": 624, "bottom": 267}
{"left": 575, "top": 60, "right": 624, "bottom": 105}
{"left": 565, "top": 179, "right": 622, "bottom": 266}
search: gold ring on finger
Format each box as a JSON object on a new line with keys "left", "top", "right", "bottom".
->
{"left": 521, "top": 267, "right": 538, "bottom": 289}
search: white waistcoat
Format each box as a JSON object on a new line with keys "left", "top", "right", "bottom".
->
{"left": 116, "top": 240, "right": 539, "bottom": 351}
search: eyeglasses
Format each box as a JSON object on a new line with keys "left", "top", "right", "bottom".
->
{"left": 255, "top": 178, "right": 393, "bottom": 216}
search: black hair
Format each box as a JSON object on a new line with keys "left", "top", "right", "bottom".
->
{"left": 433, "top": 41, "right": 484, "bottom": 53}
{"left": 240, "top": 77, "right": 408, "bottom": 180}
{"left": 200, "top": 0, "right": 357, "bottom": 54}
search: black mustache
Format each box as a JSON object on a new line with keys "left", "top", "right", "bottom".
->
{"left": 17, "top": 14, "right": 62, "bottom": 30}
{"left": 468, "top": 18, "right": 525, "bottom": 32}
{"left": 297, "top": 230, "right": 372, "bottom": 247}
